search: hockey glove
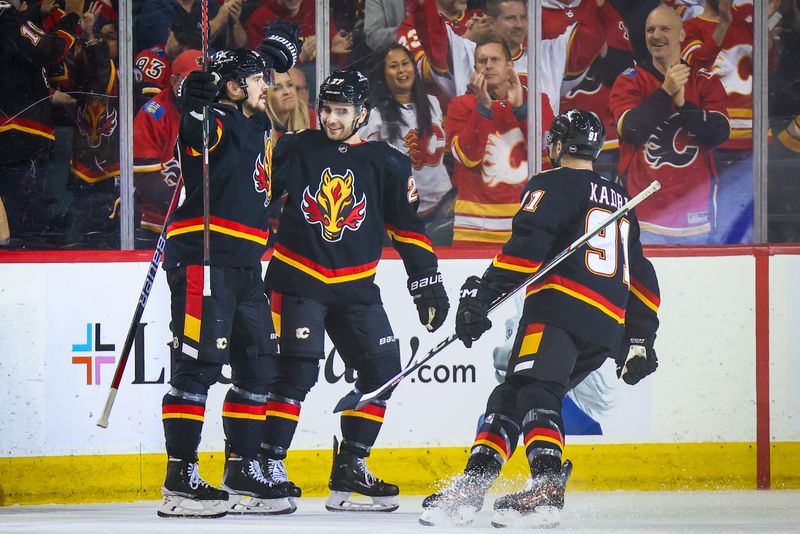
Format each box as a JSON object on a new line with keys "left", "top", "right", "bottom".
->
{"left": 455, "top": 276, "right": 499, "bottom": 348}
{"left": 408, "top": 269, "right": 449, "bottom": 332}
{"left": 616, "top": 336, "right": 658, "bottom": 385}
{"left": 260, "top": 21, "right": 301, "bottom": 73}
{"left": 177, "top": 70, "right": 219, "bottom": 113}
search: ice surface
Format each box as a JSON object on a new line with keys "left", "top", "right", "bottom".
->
{"left": 1, "top": 491, "right": 798, "bottom": 534}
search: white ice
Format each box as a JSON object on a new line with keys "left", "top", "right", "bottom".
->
{"left": 1, "top": 491, "right": 798, "bottom": 534}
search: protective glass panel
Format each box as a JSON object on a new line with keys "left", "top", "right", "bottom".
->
{"left": 767, "top": 0, "right": 800, "bottom": 243}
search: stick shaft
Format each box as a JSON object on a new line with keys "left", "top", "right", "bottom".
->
{"left": 334, "top": 180, "right": 661, "bottom": 412}
{"left": 96, "top": 181, "right": 184, "bottom": 428}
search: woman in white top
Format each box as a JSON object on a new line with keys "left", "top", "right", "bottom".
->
{"left": 361, "top": 44, "right": 454, "bottom": 244}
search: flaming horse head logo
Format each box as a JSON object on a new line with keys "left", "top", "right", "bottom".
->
{"left": 301, "top": 167, "right": 367, "bottom": 242}
{"left": 252, "top": 137, "right": 273, "bottom": 207}
{"left": 77, "top": 96, "right": 117, "bottom": 149}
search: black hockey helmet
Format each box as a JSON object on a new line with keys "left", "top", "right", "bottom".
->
{"left": 318, "top": 67, "right": 370, "bottom": 108}
{"left": 210, "top": 48, "right": 272, "bottom": 97}
{"left": 547, "top": 109, "right": 605, "bottom": 161}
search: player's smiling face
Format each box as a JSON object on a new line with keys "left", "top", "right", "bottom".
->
{"left": 320, "top": 101, "right": 363, "bottom": 141}
{"left": 384, "top": 48, "right": 415, "bottom": 96}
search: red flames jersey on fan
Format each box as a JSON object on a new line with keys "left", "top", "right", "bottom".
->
{"left": 445, "top": 93, "right": 529, "bottom": 244}
{"left": 542, "top": 0, "right": 631, "bottom": 81}
{"left": 397, "top": 6, "right": 483, "bottom": 93}
{"left": 133, "top": 88, "right": 181, "bottom": 231}
{"left": 482, "top": 167, "right": 660, "bottom": 349}
{"left": 610, "top": 65, "right": 729, "bottom": 237}
{"left": 164, "top": 105, "right": 275, "bottom": 269}
{"left": 266, "top": 129, "right": 438, "bottom": 305}
{"left": 134, "top": 46, "right": 171, "bottom": 109}
{"left": 682, "top": 3, "right": 753, "bottom": 150}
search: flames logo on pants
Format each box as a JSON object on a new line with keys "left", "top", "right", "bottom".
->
{"left": 301, "top": 167, "right": 367, "bottom": 242}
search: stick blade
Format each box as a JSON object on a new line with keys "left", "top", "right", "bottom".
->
{"left": 333, "top": 391, "right": 363, "bottom": 413}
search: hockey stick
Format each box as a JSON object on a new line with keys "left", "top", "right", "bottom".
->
{"left": 333, "top": 180, "right": 662, "bottom": 413}
{"left": 201, "top": 0, "right": 212, "bottom": 297}
{"left": 97, "top": 181, "right": 184, "bottom": 428}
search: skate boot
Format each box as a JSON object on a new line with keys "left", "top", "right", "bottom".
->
{"left": 419, "top": 453, "right": 501, "bottom": 527}
{"left": 491, "top": 460, "right": 573, "bottom": 528}
{"left": 325, "top": 436, "right": 399, "bottom": 512}
{"left": 221, "top": 455, "right": 296, "bottom": 515}
{"left": 157, "top": 457, "right": 229, "bottom": 518}
{"left": 260, "top": 456, "right": 302, "bottom": 503}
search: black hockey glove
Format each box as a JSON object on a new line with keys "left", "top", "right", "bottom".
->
{"left": 260, "top": 21, "right": 301, "bottom": 73}
{"left": 455, "top": 276, "right": 499, "bottom": 348}
{"left": 408, "top": 269, "right": 449, "bottom": 332}
{"left": 616, "top": 336, "right": 658, "bottom": 385}
{"left": 177, "top": 70, "right": 219, "bottom": 112}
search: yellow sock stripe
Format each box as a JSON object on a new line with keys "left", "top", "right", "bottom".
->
{"left": 221, "top": 411, "right": 266, "bottom": 421}
{"left": 524, "top": 434, "right": 563, "bottom": 450}
{"left": 340, "top": 410, "right": 384, "bottom": 423}
{"left": 162, "top": 413, "right": 204, "bottom": 422}
{"left": 266, "top": 411, "right": 300, "bottom": 422}
{"left": 473, "top": 439, "right": 508, "bottom": 462}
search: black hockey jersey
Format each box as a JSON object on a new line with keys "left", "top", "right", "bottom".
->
{"left": 482, "top": 167, "right": 660, "bottom": 349}
{"left": 266, "top": 129, "right": 438, "bottom": 304}
{"left": 0, "top": 9, "right": 79, "bottom": 164}
{"left": 163, "top": 104, "right": 274, "bottom": 269}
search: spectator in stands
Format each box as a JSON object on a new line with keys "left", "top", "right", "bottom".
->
{"left": 365, "top": 0, "right": 405, "bottom": 51}
{"left": 0, "top": 0, "right": 82, "bottom": 247}
{"left": 136, "top": 0, "right": 245, "bottom": 53}
{"left": 66, "top": 11, "right": 122, "bottom": 248}
{"left": 134, "top": 8, "right": 203, "bottom": 110}
{"left": 362, "top": 43, "right": 454, "bottom": 244}
{"left": 244, "top": 0, "right": 352, "bottom": 65}
{"left": 132, "top": 49, "right": 203, "bottom": 248}
{"left": 610, "top": 4, "right": 730, "bottom": 244}
{"left": 266, "top": 70, "right": 311, "bottom": 136}
{"left": 287, "top": 66, "right": 317, "bottom": 127}
{"left": 444, "top": 34, "right": 528, "bottom": 245}
{"left": 681, "top": 0, "right": 762, "bottom": 243}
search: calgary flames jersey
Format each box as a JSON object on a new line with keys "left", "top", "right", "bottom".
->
{"left": 134, "top": 45, "right": 171, "bottom": 111}
{"left": 682, "top": 1, "right": 753, "bottom": 150}
{"left": 610, "top": 63, "right": 730, "bottom": 237}
{"left": 482, "top": 167, "right": 660, "bottom": 349}
{"left": 266, "top": 129, "right": 439, "bottom": 304}
{"left": 133, "top": 88, "right": 181, "bottom": 232}
{"left": 360, "top": 95, "right": 451, "bottom": 212}
{"left": 163, "top": 104, "right": 274, "bottom": 269}
{"left": 445, "top": 93, "right": 528, "bottom": 244}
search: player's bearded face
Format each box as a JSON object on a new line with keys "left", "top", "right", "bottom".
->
{"left": 320, "top": 102, "right": 364, "bottom": 141}
{"left": 243, "top": 72, "right": 270, "bottom": 116}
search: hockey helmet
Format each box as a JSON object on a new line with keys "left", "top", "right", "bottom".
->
{"left": 210, "top": 48, "right": 272, "bottom": 95}
{"left": 547, "top": 109, "right": 605, "bottom": 161}
{"left": 318, "top": 67, "right": 370, "bottom": 108}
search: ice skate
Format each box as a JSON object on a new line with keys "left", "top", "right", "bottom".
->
{"left": 261, "top": 456, "right": 302, "bottom": 504}
{"left": 419, "top": 454, "right": 500, "bottom": 526}
{"left": 325, "top": 437, "right": 399, "bottom": 512}
{"left": 157, "top": 458, "right": 229, "bottom": 518}
{"left": 490, "top": 460, "right": 573, "bottom": 529}
{"left": 221, "top": 456, "right": 296, "bottom": 515}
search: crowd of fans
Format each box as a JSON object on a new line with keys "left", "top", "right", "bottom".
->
{"left": 1, "top": 0, "right": 799, "bottom": 249}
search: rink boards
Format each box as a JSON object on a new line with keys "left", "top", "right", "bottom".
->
{"left": 1, "top": 248, "right": 799, "bottom": 504}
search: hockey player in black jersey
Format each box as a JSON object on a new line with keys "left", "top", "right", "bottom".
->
{"left": 419, "top": 110, "right": 661, "bottom": 528}
{"left": 260, "top": 67, "right": 450, "bottom": 513}
{"left": 157, "top": 24, "right": 301, "bottom": 520}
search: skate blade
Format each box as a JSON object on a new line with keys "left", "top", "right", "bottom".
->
{"left": 418, "top": 505, "right": 477, "bottom": 527}
{"left": 325, "top": 491, "right": 399, "bottom": 513}
{"left": 157, "top": 495, "right": 228, "bottom": 518}
{"left": 491, "top": 505, "right": 560, "bottom": 529}
{"left": 226, "top": 494, "right": 296, "bottom": 515}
